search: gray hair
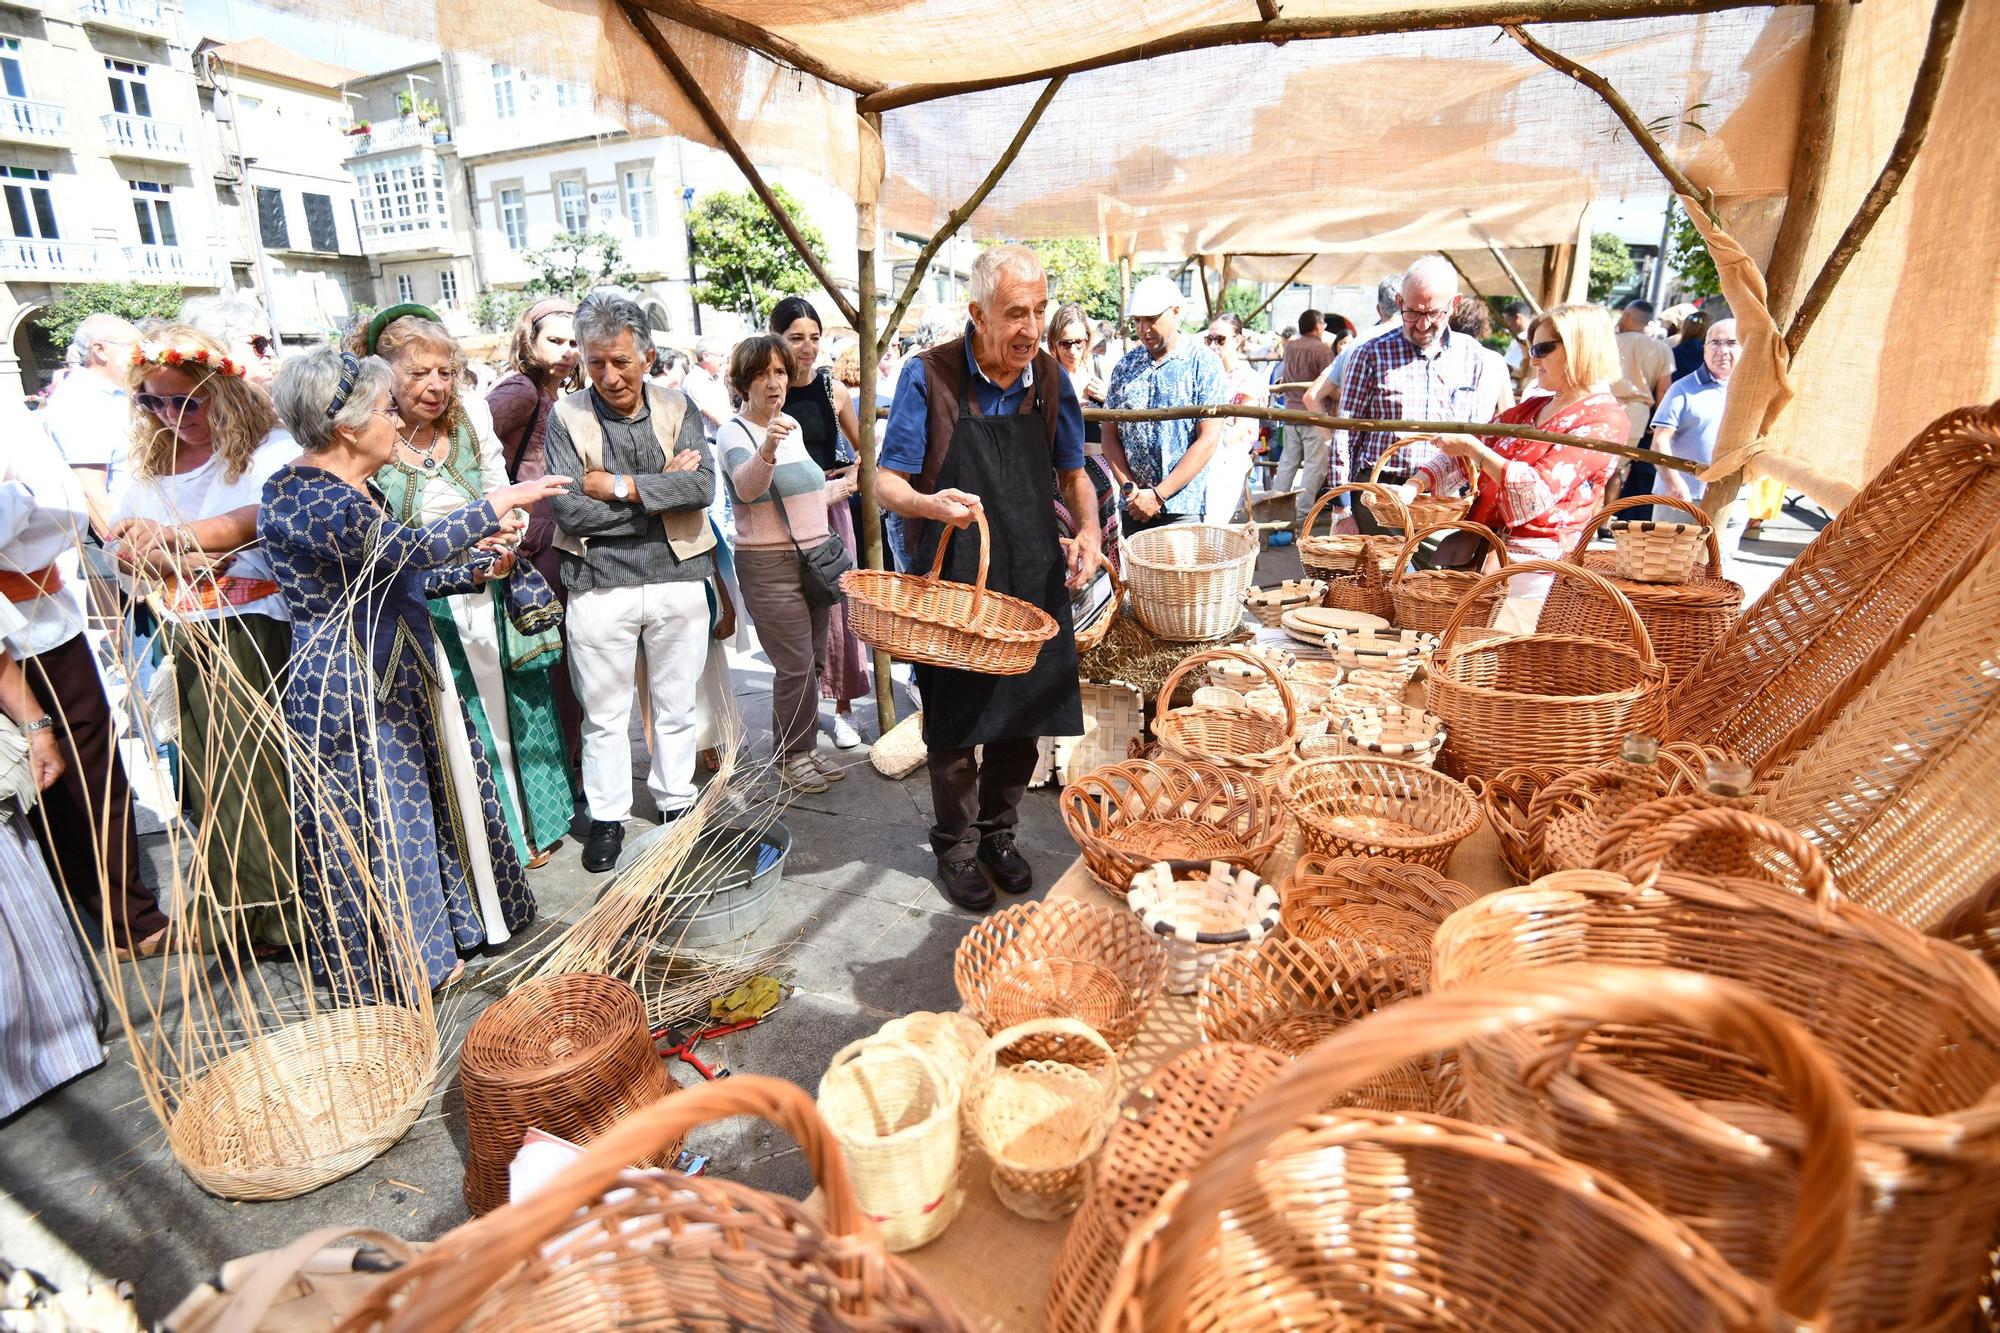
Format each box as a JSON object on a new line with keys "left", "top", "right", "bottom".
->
{"left": 272, "top": 346, "right": 394, "bottom": 453}
{"left": 1374, "top": 277, "right": 1402, "bottom": 320}
{"left": 180, "top": 294, "right": 271, "bottom": 347}
{"left": 1402, "top": 255, "right": 1459, "bottom": 298}
{"left": 694, "top": 336, "right": 726, "bottom": 363}
{"left": 574, "top": 293, "right": 655, "bottom": 357}
{"left": 72, "top": 313, "right": 140, "bottom": 359}
{"left": 969, "top": 243, "right": 1046, "bottom": 308}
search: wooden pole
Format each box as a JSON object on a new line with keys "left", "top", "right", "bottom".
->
{"left": 1218, "top": 254, "right": 1234, "bottom": 312}
{"left": 1243, "top": 256, "right": 1314, "bottom": 325}
{"left": 617, "top": 0, "right": 860, "bottom": 329}
{"left": 627, "top": 0, "right": 881, "bottom": 95}
{"left": 854, "top": 110, "right": 895, "bottom": 728}
{"left": 1442, "top": 252, "right": 1486, "bottom": 299}
{"left": 873, "top": 75, "right": 1066, "bottom": 363}
{"left": 1785, "top": 0, "right": 1965, "bottom": 357}
{"left": 1482, "top": 240, "right": 1543, "bottom": 315}
{"left": 1197, "top": 256, "right": 1215, "bottom": 320}
{"left": 1761, "top": 0, "right": 1851, "bottom": 324}
{"left": 1117, "top": 255, "right": 1132, "bottom": 356}
{"left": 1254, "top": 0, "right": 1281, "bottom": 21}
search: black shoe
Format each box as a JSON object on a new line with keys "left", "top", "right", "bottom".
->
{"left": 977, "top": 832, "right": 1034, "bottom": 895}
{"left": 582, "top": 819, "right": 624, "bottom": 873}
{"left": 937, "top": 854, "right": 995, "bottom": 912}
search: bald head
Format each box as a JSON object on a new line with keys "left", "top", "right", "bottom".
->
{"left": 1703, "top": 318, "right": 1739, "bottom": 382}
{"left": 1400, "top": 256, "right": 1458, "bottom": 350}
{"left": 74, "top": 314, "right": 139, "bottom": 384}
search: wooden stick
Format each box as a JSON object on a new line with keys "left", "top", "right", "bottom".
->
{"left": 1784, "top": 0, "right": 1965, "bottom": 357}
{"left": 1243, "top": 256, "right": 1314, "bottom": 324}
{"left": 1483, "top": 239, "right": 1544, "bottom": 315}
{"left": 1442, "top": 252, "right": 1486, "bottom": 299}
{"left": 625, "top": 0, "right": 882, "bottom": 95}
{"left": 617, "top": 0, "right": 860, "bottom": 329}
{"left": 856, "top": 0, "right": 1809, "bottom": 114}
{"left": 874, "top": 75, "right": 1065, "bottom": 362}
{"left": 1503, "top": 22, "right": 1719, "bottom": 226}
{"left": 1255, "top": 0, "right": 1282, "bottom": 21}
{"left": 1197, "top": 256, "right": 1215, "bottom": 319}
{"left": 1761, "top": 0, "right": 1851, "bottom": 325}
{"left": 854, "top": 109, "right": 896, "bottom": 728}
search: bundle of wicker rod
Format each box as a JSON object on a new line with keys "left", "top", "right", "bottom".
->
{"left": 1427, "top": 559, "right": 1669, "bottom": 781}
{"left": 816, "top": 1033, "right": 967, "bottom": 1252}
{"left": 1100, "top": 966, "right": 1849, "bottom": 1333}
{"left": 1279, "top": 853, "right": 1481, "bottom": 955}
{"left": 1153, "top": 648, "right": 1297, "bottom": 777}
{"left": 954, "top": 899, "right": 1167, "bottom": 1056}
{"left": 1435, "top": 810, "right": 2000, "bottom": 1330}
{"left": 1540, "top": 495, "right": 1744, "bottom": 685}
{"left": 1059, "top": 757, "right": 1282, "bottom": 893}
{"left": 1121, "top": 521, "right": 1258, "bottom": 642}
{"left": 961, "top": 1018, "right": 1120, "bottom": 1221}
{"left": 340, "top": 1078, "right": 969, "bottom": 1332}
{"left": 1297, "top": 484, "right": 1410, "bottom": 625}
{"left": 1389, "top": 519, "right": 1511, "bottom": 636}
{"left": 1478, "top": 736, "right": 1729, "bottom": 881}
{"left": 1127, "top": 860, "right": 1281, "bottom": 995}
{"left": 1242, "top": 579, "right": 1326, "bottom": 627}
{"left": 458, "top": 973, "right": 674, "bottom": 1216}
{"left": 842, "top": 506, "right": 1056, "bottom": 676}
{"left": 1364, "top": 438, "right": 1474, "bottom": 531}
{"left": 1278, "top": 756, "right": 1481, "bottom": 869}
{"left": 1044, "top": 1042, "right": 1289, "bottom": 1333}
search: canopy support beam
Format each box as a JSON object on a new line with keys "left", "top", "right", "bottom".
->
{"left": 1761, "top": 0, "right": 1851, "bottom": 325}
{"left": 618, "top": 0, "right": 860, "bottom": 329}
{"left": 1482, "top": 240, "right": 1544, "bottom": 315}
{"left": 1255, "top": 0, "right": 1282, "bottom": 21}
{"left": 628, "top": 0, "right": 882, "bottom": 95}
{"left": 1197, "top": 256, "right": 1215, "bottom": 319}
{"left": 1243, "top": 256, "right": 1313, "bottom": 325}
{"left": 854, "top": 109, "right": 895, "bottom": 728}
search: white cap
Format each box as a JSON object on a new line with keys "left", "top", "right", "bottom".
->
{"left": 1127, "top": 274, "right": 1185, "bottom": 319}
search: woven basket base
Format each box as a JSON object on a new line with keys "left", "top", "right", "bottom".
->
{"left": 986, "top": 959, "right": 1137, "bottom": 1055}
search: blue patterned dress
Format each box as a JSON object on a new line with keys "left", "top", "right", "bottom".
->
{"left": 259, "top": 463, "right": 536, "bottom": 1000}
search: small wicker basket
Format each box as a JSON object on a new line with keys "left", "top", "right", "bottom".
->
{"left": 1326, "top": 626, "right": 1438, "bottom": 676}
{"left": 1065, "top": 540, "right": 1123, "bottom": 656}
{"left": 842, "top": 506, "right": 1057, "bottom": 675}
{"left": 816, "top": 1035, "right": 966, "bottom": 1252}
{"left": 1612, "top": 516, "right": 1711, "bottom": 583}
{"left": 1243, "top": 579, "right": 1326, "bottom": 628}
{"left": 954, "top": 899, "right": 1167, "bottom": 1056}
{"left": 1121, "top": 523, "right": 1258, "bottom": 642}
{"left": 1203, "top": 642, "right": 1294, "bottom": 693}
{"left": 1389, "top": 519, "right": 1511, "bottom": 637}
{"left": 1297, "top": 481, "right": 1410, "bottom": 581}
{"left": 1338, "top": 703, "right": 1447, "bottom": 766}
{"left": 1059, "top": 757, "right": 1282, "bottom": 893}
{"left": 1278, "top": 755, "right": 1482, "bottom": 869}
{"left": 1153, "top": 648, "right": 1297, "bottom": 777}
{"left": 961, "top": 1018, "right": 1120, "bottom": 1220}
{"left": 1365, "top": 438, "right": 1473, "bottom": 531}
{"left": 1126, "top": 860, "right": 1281, "bottom": 994}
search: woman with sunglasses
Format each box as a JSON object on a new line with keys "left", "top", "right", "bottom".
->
{"left": 1201, "top": 313, "right": 1265, "bottom": 524}
{"left": 181, "top": 294, "right": 282, "bottom": 388}
{"left": 106, "top": 326, "right": 303, "bottom": 954}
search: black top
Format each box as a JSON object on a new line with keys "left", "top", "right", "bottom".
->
{"left": 783, "top": 368, "right": 846, "bottom": 472}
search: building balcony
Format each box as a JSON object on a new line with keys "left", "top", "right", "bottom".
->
{"left": 77, "top": 0, "right": 167, "bottom": 37}
{"left": 101, "top": 111, "right": 184, "bottom": 160}
{"left": 358, "top": 213, "right": 457, "bottom": 257}
{"left": 0, "top": 238, "right": 107, "bottom": 281}
{"left": 0, "top": 97, "right": 64, "bottom": 146}
{"left": 345, "top": 117, "right": 451, "bottom": 158}
{"left": 123, "top": 243, "right": 219, "bottom": 286}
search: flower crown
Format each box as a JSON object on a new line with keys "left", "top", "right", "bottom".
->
{"left": 130, "top": 340, "right": 246, "bottom": 379}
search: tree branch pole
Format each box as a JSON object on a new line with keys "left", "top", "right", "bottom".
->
{"left": 1482, "top": 239, "right": 1544, "bottom": 315}
{"left": 1243, "top": 256, "right": 1314, "bottom": 324}
{"left": 872, "top": 74, "right": 1067, "bottom": 363}
{"left": 855, "top": 110, "right": 896, "bottom": 728}
{"left": 1254, "top": 0, "right": 1282, "bottom": 21}
{"left": 1760, "top": 0, "right": 1850, "bottom": 325}
{"left": 627, "top": 0, "right": 881, "bottom": 95}
{"left": 1197, "top": 255, "right": 1215, "bottom": 319}
{"left": 1784, "top": 0, "right": 1965, "bottom": 358}
{"left": 617, "top": 0, "right": 861, "bottom": 329}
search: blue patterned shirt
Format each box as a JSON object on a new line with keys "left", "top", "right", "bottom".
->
{"left": 1106, "top": 335, "right": 1226, "bottom": 517}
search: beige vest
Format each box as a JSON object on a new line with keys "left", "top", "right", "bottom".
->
{"left": 551, "top": 382, "right": 718, "bottom": 562}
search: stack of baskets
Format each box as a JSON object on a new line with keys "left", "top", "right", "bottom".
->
{"left": 842, "top": 507, "right": 1057, "bottom": 676}
{"left": 1122, "top": 522, "right": 1259, "bottom": 643}
{"left": 1059, "top": 757, "right": 1282, "bottom": 893}
{"left": 1127, "top": 860, "right": 1281, "bottom": 994}
{"left": 1297, "top": 482, "right": 1410, "bottom": 620}
{"left": 954, "top": 899, "right": 1167, "bottom": 1055}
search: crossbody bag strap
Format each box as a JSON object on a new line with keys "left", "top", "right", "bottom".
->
{"left": 505, "top": 391, "right": 545, "bottom": 479}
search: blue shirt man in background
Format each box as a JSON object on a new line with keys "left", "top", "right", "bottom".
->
{"left": 1098, "top": 274, "right": 1225, "bottom": 535}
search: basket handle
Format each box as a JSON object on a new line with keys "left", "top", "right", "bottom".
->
{"left": 1564, "top": 492, "right": 1722, "bottom": 576}
{"left": 1155, "top": 646, "right": 1296, "bottom": 738}
{"left": 923, "top": 502, "right": 993, "bottom": 614}
{"left": 195, "top": 1226, "right": 419, "bottom": 1333}
{"left": 1434, "top": 557, "right": 1657, "bottom": 666}
{"left": 1366, "top": 436, "right": 1455, "bottom": 491}
{"left": 1616, "top": 806, "right": 1839, "bottom": 906}
{"left": 1387, "top": 518, "right": 1511, "bottom": 590}
{"left": 821, "top": 1034, "right": 961, "bottom": 1119}
{"left": 1121, "top": 963, "right": 1857, "bottom": 1331}
{"left": 355, "top": 1077, "right": 871, "bottom": 1331}
{"left": 964, "top": 1017, "right": 1119, "bottom": 1111}
{"left": 1061, "top": 537, "right": 1124, "bottom": 597}
{"left": 1300, "top": 479, "right": 1409, "bottom": 540}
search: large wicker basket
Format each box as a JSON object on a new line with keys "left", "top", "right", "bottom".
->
{"left": 1388, "top": 518, "right": 1511, "bottom": 637}
{"left": 954, "top": 898, "right": 1167, "bottom": 1056}
{"left": 842, "top": 506, "right": 1057, "bottom": 675}
{"left": 1152, "top": 648, "right": 1297, "bottom": 776}
{"left": 1426, "top": 559, "right": 1670, "bottom": 780}
{"left": 1277, "top": 755, "right": 1482, "bottom": 869}
{"left": 1434, "top": 809, "right": 2000, "bottom": 1330}
{"left": 1364, "top": 437, "right": 1473, "bottom": 531}
{"left": 1121, "top": 522, "right": 1258, "bottom": 642}
{"left": 1059, "top": 757, "right": 1282, "bottom": 894}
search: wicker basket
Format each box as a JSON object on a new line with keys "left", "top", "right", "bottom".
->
{"left": 1102, "top": 966, "right": 1846, "bottom": 1333}
{"left": 1483, "top": 738, "right": 1726, "bottom": 881}
{"left": 1153, "top": 648, "right": 1297, "bottom": 776}
{"left": 1364, "top": 438, "right": 1473, "bottom": 531}
{"left": 1278, "top": 756, "right": 1481, "bottom": 869}
{"left": 954, "top": 899, "right": 1167, "bottom": 1056}
{"left": 1434, "top": 809, "right": 2000, "bottom": 1330}
{"left": 869, "top": 709, "right": 928, "bottom": 779}
{"left": 1389, "top": 519, "right": 1511, "bottom": 636}
{"left": 1066, "top": 541, "right": 1123, "bottom": 656}
{"left": 1044, "top": 1042, "right": 1289, "bottom": 1333}
{"left": 1326, "top": 626, "right": 1437, "bottom": 676}
{"left": 458, "top": 973, "right": 674, "bottom": 1216}
{"left": 1611, "top": 517, "right": 1709, "bottom": 583}
{"left": 1297, "top": 481, "right": 1409, "bottom": 581}
{"left": 1338, "top": 703, "right": 1446, "bottom": 766}
{"left": 1202, "top": 641, "right": 1294, "bottom": 693}
{"left": 342, "top": 1077, "right": 969, "bottom": 1332}
{"left": 961, "top": 1018, "right": 1120, "bottom": 1220}
{"left": 1243, "top": 579, "right": 1326, "bottom": 627}
{"left": 1127, "top": 860, "right": 1281, "bottom": 994}
{"left": 817, "top": 1034, "right": 967, "bottom": 1252}
{"left": 1279, "top": 853, "right": 1480, "bottom": 950}
{"left": 1059, "top": 757, "right": 1282, "bottom": 894}
{"left": 1121, "top": 523, "right": 1258, "bottom": 642}
{"left": 1426, "top": 559, "right": 1670, "bottom": 781}
{"left": 842, "top": 506, "right": 1057, "bottom": 675}
{"left": 1322, "top": 677, "right": 1402, "bottom": 726}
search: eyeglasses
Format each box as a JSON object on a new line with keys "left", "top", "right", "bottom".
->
{"left": 1125, "top": 310, "right": 1176, "bottom": 331}
{"left": 1203, "top": 334, "right": 1229, "bottom": 345}
{"left": 1054, "top": 338, "right": 1088, "bottom": 350}
{"left": 373, "top": 407, "right": 400, "bottom": 422}
{"left": 1528, "top": 339, "right": 1563, "bottom": 360}
{"left": 135, "top": 392, "right": 206, "bottom": 417}
{"left": 1401, "top": 307, "right": 1451, "bottom": 323}
{"left": 249, "top": 335, "right": 275, "bottom": 356}
{"left": 1706, "top": 339, "right": 1742, "bottom": 349}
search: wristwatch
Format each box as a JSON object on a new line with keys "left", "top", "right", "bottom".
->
{"left": 20, "top": 716, "right": 52, "bottom": 734}
{"left": 611, "top": 475, "right": 631, "bottom": 501}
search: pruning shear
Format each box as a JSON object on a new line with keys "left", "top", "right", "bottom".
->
{"left": 652, "top": 1013, "right": 772, "bottom": 1081}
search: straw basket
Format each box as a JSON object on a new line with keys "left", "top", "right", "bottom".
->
{"left": 459, "top": 973, "right": 675, "bottom": 1216}
{"left": 1065, "top": 541, "right": 1123, "bottom": 656}
{"left": 1059, "top": 757, "right": 1282, "bottom": 894}
{"left": 1434, "top": 809, "right": 2000, "bottom": 1330}
{"left": 1121, "top": 523, "right": 1258, "bottom": 642}
{"left": 339, "top": 1078, "right": 969, "bottom": 1332}
{"left": 955, "top": 899, "right": 1167, "bottom": 1056}
{"left": 1127, "top": 860, "right": 1281, "bottom": 994}
{"left": 1612, "top": 517, "right": 1709, "bottom": 583}
{"left": 961, "top": 1018, "right": 1120, "bottom": 1220}
{"left": 1338, "top": 703, "right": 1446, "bottom": 766}
{"left": 1153, "top": 648, "right": 1297, "bottom": 777}
{"left": 1101, "top": 966, "right": 1852, "bottom": 1333}
{"left": 1426, "top": 559, "right": 1670, "bottom": 781}
{"left": 1044, "top": 1042, "right": 1289, "bottom": 1333}
{"left": 1326, "top": 626, "right": 1437, "bottom": 678}
{"left": 1278, "top": 756, "right": 1481, "bottom": 869}
{"left": 1243, "top": 579, "right": 1325, "bottom": 627}
{"left": 1279, "top": 853, "right": 1481, "bottom": 951}
{"left": 841, "top": 507, "right": 1057, "bottom": 675}
{"left": 817, "top": 1035, "right": 966, "bottom": 1251}
{"left": 1389, "top": 519, "right": 1511, "bottom": 636}
{"left": 1364, "top": 438, "right": 1473, "bottom": 531}
{"left": 1297, "top": 481, "right": 1410, "bottom": 583}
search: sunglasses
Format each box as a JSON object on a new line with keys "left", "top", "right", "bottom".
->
{"left": 1203, "top": 334, "right": 1230, "bottom": 345}
{"left": 135, "top": 392, "right": 206, "bottom": 417}
{"left": 249, "top": 335, "right": 275, "bottom": 356}
{"left": 1055, "top": 338, "right": 1088, "bottom": 350}
{"left": 1528, "top": 338, "right": 1562, "bottom": 359}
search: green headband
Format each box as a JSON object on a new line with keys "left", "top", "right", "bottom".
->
{"left": 366, "top": 303, "right": 443, "bottom": 355}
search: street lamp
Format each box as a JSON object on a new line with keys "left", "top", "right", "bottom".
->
{"left": 681, "top": 183, "right": 700, "bottom": 336}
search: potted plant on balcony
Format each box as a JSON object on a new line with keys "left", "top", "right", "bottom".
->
{"left": 431, "top": 121, "right": 451, "bottom": 146}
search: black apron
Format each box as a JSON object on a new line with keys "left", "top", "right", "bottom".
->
{"left": 910, "top": 369, "right": 1083, "bottom": 751}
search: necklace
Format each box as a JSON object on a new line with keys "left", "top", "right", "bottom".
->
{"left": 397, "top": 421, "right": 444, "bottom": 471}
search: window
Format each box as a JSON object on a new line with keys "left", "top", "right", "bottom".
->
{"left": 554, "top": 82, "right": 584, "bottom": 110}
{"left": 129, "top": 179, "right": 176, "bottom": 246}
{"left": 2, "top": 165, "right": 55, "bottom": 239}
{"left": 1, "top": 38, "right": 24, "bottom": 100}
{"left": 353, "top": 154, "right": 448, "bottom": 234}
{"left": 395, "top": 273, "right": 413, "bottom": 302}
{"left": 491, "top": 64, "right": 516, "bottom": 119}
{"left": 255, "top": 185, "right": 288, "bottom": 249}
{"left": 498, "top": 186, "right": 525, "bottom": 250}
{"left": 303, "top": 192, "right": 338, "bottom": 251}
{"left": 621, "top": 167, "right": 653, "bottom": 240}
{"left": 557, "top": 177, "right": 586, "bottom": 235}
{"left": 437, "top": 268, "right": 458, "bottom": 305}
{"left": 105, "top": 59, "right": 151, "bottom": 118}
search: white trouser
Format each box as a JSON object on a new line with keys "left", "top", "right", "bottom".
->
{"left": 566, "top": 581, "right": 709, "bottom": 822}
{"left": 1290, "top": 426, "right": 1334, "bottom": 524}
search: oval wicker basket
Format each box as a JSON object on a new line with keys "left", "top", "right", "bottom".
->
{"left": 1426, "top": 559, "right": 1670, "bottom": 781}
{"left": 817, "top": 1035, "right": 965, "bottom": 1252}
{"left": 1326, "top": 626, "right": 1437, "bottom": 676}
{"left": 954, "top": 899, "right": 1167, "bottom": 1056}
{"left": 1127, "top": 860, "right": 1281, "bottom": 994}
{"left": 1388, "top": 518, "right": 1511, "bottom": 636}
{"left": 961, "top": 1018, "right": 1120, "bottom": 1221}
{"left": 1364, "top": 438, "right": 1474, "bottom": 531}
{"left": 1338, "top": 702, "right": 1446, "bottom": 766}
{"left": 1278, "top": 755, "right": 1482, "bottom": 869}
{"left": 842, "top": 506, "right": 1057, "bottom": 675}
{"left": 1153, "top": 648, "right": 1297, "bottom": 775}
{"left": 1121, "top": 522, "right": 1258, "bottom": 642}
{"left": 1242, "top": 579, "right": 1326, "bottom": 627}
{"left": 1296, "top": 481, "right": 1410, "bottom": 582}
{"left": 1612, "top": 516, "right": 1710, "bottom": 583}
{"left": 1479, "top": 739, "right": 1725, "bottom": 882}
{"left": 1059, "top": 757, "right": 1282, "bottom": 894}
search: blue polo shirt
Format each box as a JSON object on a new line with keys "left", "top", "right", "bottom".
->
{"left": 1650, "top": 364, "right": 1729, "bottom": 500}
{"left": 879, "top": 325, "right": 1086, "bottom": 478}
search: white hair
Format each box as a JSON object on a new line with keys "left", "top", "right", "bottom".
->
{"left": 273, "top": 347, "right": 395, "bottom": 453}
{"left": 969, "top": 244, "right": 1046, "bottom": 308}
{"left": 574, "top": 293, "right": 656, "bottom": 356}
{"left": 72, "top": 313, "right": 139, "bottom": 358}
{"left": 1402, "top": 255, "right": 1459, "bottom": 298}
{"left": 180, "top": 294, "right": 270, "bottom": 346}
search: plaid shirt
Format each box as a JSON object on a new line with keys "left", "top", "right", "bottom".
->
{"left": 1339, "top": 327, "right": 1498, "bottom": 479}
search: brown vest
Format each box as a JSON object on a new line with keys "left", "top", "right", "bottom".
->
{"left": 914, "top": 337, "right": 1063, "bottom": 492}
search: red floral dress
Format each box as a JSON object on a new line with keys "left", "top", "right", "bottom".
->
{"left": 1416, "top": 391, "right": 1625, "bottom": 559}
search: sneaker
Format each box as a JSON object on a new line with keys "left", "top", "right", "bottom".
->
{"left": 582, "top": 819, "right": 625, "bottom": 873}
{"left": 977, "top": 831, "right": 1034, "bottom": 894}
{"left": 830, "top": 713, "right": 862, "bottom": 749}
{"left": 1269, "top": 530, "right": 1295, "bottom": 547}
{"left": 810, "top": 751, "right": 848, "bottom": 782}
{"left": 781, "top": 753, "right": 829, "bottom": 795}
{"left": 937, "top": 854, "right": 995, "bottom": 911}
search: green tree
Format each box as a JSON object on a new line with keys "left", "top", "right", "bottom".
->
{"left": 687, "top": 186, "right": 826, "bottom": 321}
{"left": 1017, "top": 238, "right": 1122, "bottom": 320}
{"left": 36, "top": 281, "right": 183, "bottom": 348}
{"left": 523, "top": 231, "right": 638, "bottom": 300}
{"left": 1666, "top": 204, "right": 1721, "bottom": 299}
{"left": 1216, "top": 282, "right": 1270, "bottom": 332}
{"left": 1587, "top": 230, "right": 1636, "bottom": 303}
{"left": 469, "top": 290, "right": 526, "bottom": 334}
